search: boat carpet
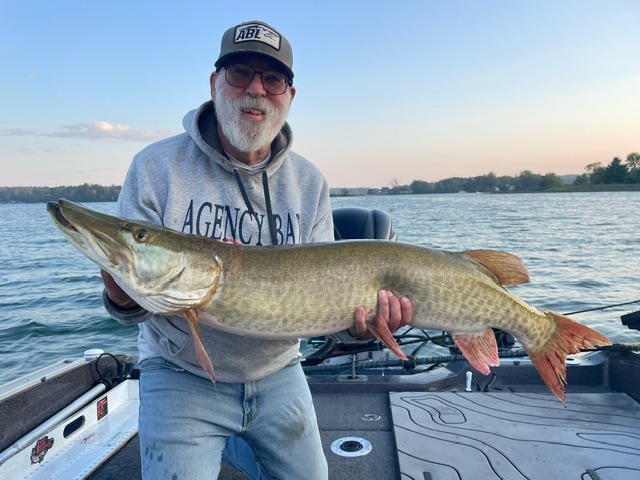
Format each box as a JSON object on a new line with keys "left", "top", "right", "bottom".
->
{"left": 313, "top": 393, "right": 400, "bottom": 480}
{"left": 390, "top": 391, "right": 640, "bottom": 480}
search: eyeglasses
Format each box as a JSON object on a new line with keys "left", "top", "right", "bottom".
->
{"left": 224, "top": 64, "right": 291, "bottom": 95}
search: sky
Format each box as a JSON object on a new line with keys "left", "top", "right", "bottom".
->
{"left": 1, "top": 0, "right": 639, "bottom": 189}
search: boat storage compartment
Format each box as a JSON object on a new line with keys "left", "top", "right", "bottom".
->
{"left": 0, "top": 379, "right": 139, "bottom": 480}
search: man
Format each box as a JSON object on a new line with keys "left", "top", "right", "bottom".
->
{"left": 101, "top": 20, "right": 412, "bottom": 479}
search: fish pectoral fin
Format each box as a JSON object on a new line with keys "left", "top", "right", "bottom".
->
{"left": 463, "top": 250, "right": 530, "bottom": 286}
{"left": 183, "top": 309, "right": 217, "bottom": 383}
{"left": 451, "top": 328, "right": 500, "bottom": 375}
{"left": 366, "top": 321, "right": 408, "bottom": 361}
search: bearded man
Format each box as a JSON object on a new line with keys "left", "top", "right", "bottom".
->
{"left": 101, "top": 21, "right": 412, "bottom": 479}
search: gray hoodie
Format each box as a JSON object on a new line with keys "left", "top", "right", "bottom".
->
{"left": 104, "top": 100, "right": 334, "bottom": 383}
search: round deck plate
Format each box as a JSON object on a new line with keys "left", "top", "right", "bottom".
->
{"left": 330, "top": 436, "right": 373, "bottom": 457}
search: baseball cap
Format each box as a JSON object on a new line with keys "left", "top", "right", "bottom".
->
{"left": 215, "top": 21, "right": 294, "bottom": 80}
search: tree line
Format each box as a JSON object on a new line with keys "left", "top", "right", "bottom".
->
{"left": 2, "top": 152, "right": 638, "bottom": 202}
{"left": 0, "top": 183, "right": 121, "bottom": 204}
{"left": 393, "top": 152, "right": 640, "bottom": 194}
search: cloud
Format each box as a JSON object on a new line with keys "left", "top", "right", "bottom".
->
{"left": 3, "top": 128, "right": 42, "bottom": 136}
{"left": 2, "top": 122, "right": 179, "bottom": 142}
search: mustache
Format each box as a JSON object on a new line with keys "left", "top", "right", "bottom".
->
{"left": 235, "top": 96, "right": 278, "bottom": 116}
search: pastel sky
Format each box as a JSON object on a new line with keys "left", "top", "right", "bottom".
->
{"left": 1, "top": 0, "right": 639, "bottom": 189}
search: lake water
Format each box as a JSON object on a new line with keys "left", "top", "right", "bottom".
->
{"left": 1, "top": 192, "right": 639, "bottom": 384}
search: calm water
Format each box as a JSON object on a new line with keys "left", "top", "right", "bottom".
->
{"left": 1, "top": 192, "right": 639, "bottom": 384}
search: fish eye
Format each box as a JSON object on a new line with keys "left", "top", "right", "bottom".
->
{"left": 135, "top": 229, "right": 148, "bottom": 242}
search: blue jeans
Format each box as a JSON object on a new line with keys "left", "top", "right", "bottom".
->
{"left": 138, "top": 357, "right": 328, "bottom": 480}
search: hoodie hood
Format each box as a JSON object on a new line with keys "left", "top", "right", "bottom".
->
{"left": 182, "top": 100, "right": 294, "bottom": 178}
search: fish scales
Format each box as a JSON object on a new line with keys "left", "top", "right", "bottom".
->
{"left": 206, "top": 242, "right": 537, "bottom": 340}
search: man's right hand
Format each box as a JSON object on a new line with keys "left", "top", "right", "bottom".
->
{"left": 100, "top": 270, "right": 139, "bottom": 309}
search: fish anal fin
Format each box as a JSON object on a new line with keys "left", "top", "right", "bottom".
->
{"left": 367, "top": 322, "right": 408, "bottom": 361}
{"left": 526, "top": 312, "right": 612, "bottom": 405}
{"left": 451, "top": 328, "right": 500, "bottom": 375}
{"left": 464, "top": 250, "right": 531, "bottom": 286}
{"left": 184, "top": 309, "right": 217, "bottom": 383}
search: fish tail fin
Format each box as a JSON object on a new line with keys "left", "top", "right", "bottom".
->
{"left": 367, "top": 322, "right": 409, "bottom": 361}
{"left": 184, "top": 309, "right": 217, "bottom": 383}
{"left": 451, "top": 327, "right": 500, "bottom": 375}
{"left": 526, "top": 312, "right": 611, "bottom": 404}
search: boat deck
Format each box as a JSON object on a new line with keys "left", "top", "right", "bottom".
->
{"left": 391, "top": 391, "right": 640, "bottom": 479}
{"left": 87, "top": 388, "right": 640, "bottom": 480}
{"left": 4, "top": 350, "right": 640, "bottom": 479}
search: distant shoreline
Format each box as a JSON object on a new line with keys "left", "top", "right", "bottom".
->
{"left": 1, "top": 183, "right": 639, "bottom": 203}
{"left": 330, "top": 183, "right": 640, "bottom": 197}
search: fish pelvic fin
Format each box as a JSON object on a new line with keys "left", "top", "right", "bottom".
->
{"left": 367, "top": 322, "right": 408, "bottom": 361}
{"left": 526, "top": 312, "right": 612, "bottom": 405}
{"left": 184, "top": 309, "right": 217, "bottom": 383}
{"left": 451, "top": 328, "right": 500, "bottom": 375}
{"left": 464, "top": 250, "right": 531, "bottom": 286}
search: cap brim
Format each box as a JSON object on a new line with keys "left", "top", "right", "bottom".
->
{"left": 215, "top": 51, "right": 294, "bottom": 80}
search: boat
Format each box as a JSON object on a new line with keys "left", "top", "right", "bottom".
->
{"left": 1, "top": 208, "right": 639, "bottom": 480}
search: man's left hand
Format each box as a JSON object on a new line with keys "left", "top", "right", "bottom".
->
{"left": 349, "top": 290, "right": 413, "bottom": 340}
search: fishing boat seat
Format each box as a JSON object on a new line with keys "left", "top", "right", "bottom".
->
{"left": 332, "top": 207, "right": 397, "bottom": 241}
{"left": 302, "top": 207, "right": 398, "bottom": 364}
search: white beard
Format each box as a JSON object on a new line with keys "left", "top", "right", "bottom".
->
{"left": 214, "top": 76, "right": 291, "bottom": 153}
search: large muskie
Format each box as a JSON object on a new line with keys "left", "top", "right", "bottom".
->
{"left": 47, "top": 199, "right": 611, "bottom": 403}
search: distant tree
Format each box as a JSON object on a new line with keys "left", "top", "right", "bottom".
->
{"left": 0, "top": 184, "right": 121, "bottom": 203}
{"left": 410, "top": 180, "right": 434, "bottom": 194}
{"left": 469, "top": 172, "right": 498, "bottom": 192}
{"left": 603, "top": 157, "right": 628, "bottom": 184}
{"left": 585, "top": 162, "right": 602, "bottom": 174}
{"left": 624, "top": 152, "right": 640, "bottom": 183}
{"left": 626, "top": 152, "right": 640, "bottom": 171}
{"left": 587, "top": 163, "right": 607, "bottom": 185}
{"left": 573, "top": 174, "right": 590, "bottom": 186}
{"left": 435, "top": 177, "right": 466, "bottom": 193}
{"left": 540, "top": 173, "right": 563, "bottom": 190}
{"left": 516, "top": 170, "right": 543, "bottom": 190}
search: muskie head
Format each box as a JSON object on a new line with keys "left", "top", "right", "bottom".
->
{"left": 46, "top": 199, "right": 222, "bottom": 315}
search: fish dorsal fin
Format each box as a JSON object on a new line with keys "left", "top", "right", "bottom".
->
{"left": 464, "top": 250, "right": 530, "bottom": 286}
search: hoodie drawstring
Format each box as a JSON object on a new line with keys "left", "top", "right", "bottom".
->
{"left": 261, "top": 171, "right": 278, "bottom": 246}
{"left": 232, "top": 168, "right": 278, "bottom": 245}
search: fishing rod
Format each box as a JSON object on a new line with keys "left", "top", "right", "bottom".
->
{"left": 302, "top": 344, "right": 640, "bottom": 375}
{"left": 563, "top": 299, "right": 640, "bottom": 315}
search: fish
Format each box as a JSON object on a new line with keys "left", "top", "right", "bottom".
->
{"left": 46, "top": 199, "right": 611, "bottom": 404}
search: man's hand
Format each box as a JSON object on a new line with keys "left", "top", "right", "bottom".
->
{"left": 100, "top": 270, "right": 139, "bottom": 309}
{"left": 349, "top": 290, "right": 413, "bottom": 340}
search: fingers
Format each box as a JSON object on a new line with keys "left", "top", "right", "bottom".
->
{"left": 385, "top": 290, "right": 401, "bottom": 332}
{"left": 400, "top": 296, "right": 413, "bottom": 328}
{"left": 381, "top": 291, "right": 413, "bottom": 333}
{"left": 353, "top": 306, "right": 368, "bottom": 335}
{"left": 100, "top": 269, "right": 139, "bottom": 309}
{"left": 349, "top": 291, "right": 414, "bottom": 340}
{"left": 375, "top": 290, "right": 390, "bottom": 328}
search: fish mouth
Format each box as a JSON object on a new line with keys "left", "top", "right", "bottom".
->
{"left": 47, "top": 201, "right": 78, "bottom": 232}
{"left": 47, "top": 200, "right": 119, "bottom": 267}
